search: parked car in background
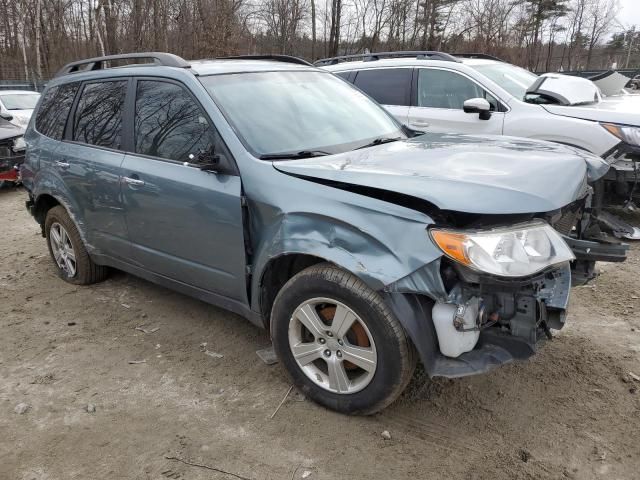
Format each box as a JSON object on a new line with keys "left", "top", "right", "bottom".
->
{"left": 0, "top": 90, "right": 41, "bottom": 128}
{"left": 320, "top": 52, "right": 640, "bottom": 238}
{"left": 0, "top": 117, "right": 26, "bottom": 187}
{"left": 630, "top": 75, "right": 640, "bottom": 90}
{"left": 21, "top": 53, "right": 627, "bottom": 414}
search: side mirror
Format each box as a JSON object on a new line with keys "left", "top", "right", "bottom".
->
{"left": 463, "top": 98, "right": 492, "bottom": 120}
{"left": 186, "top": 150, "right": 220, "bottom": 172}
{"left": 0, "top": 112, "right": 14, "bottom": 122}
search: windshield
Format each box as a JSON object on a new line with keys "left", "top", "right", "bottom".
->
{"left": 200, "top": 71, "right": 404, "bottom": 157}
{"left": 471, "top": 63, "right": 538, "bottom": 99}
{"left": 0, "top": 93, "right": 40, "bottom": 110}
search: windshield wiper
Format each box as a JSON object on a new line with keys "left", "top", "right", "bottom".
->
{"left": 259, "top": 150, "right": 331, "bottom": 160}
{"left": 355, "top": 137, "right": 403, "bottom": 150}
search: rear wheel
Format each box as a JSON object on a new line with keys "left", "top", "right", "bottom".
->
{"left": 44, "top": 206, "right": 108, "bottom": 285}
{"left": 271, "top": 263, "right": 415, "bottom": 414}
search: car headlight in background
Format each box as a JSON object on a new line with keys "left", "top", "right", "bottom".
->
{"left": 12, "top": 136, "right": 26, "bottom": 152}
{"left": 430, "top": 221, "right": 575, "bottom": 277}
{"left": 601, "top": 123, "right": 640, "bottom": 147}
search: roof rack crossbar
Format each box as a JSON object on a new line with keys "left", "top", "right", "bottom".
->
{"left": 214, "top": 55, "right": 313, "bottom": 66}
{"left": 55, "top": 52, "right": 191, "bottom": 77}
{"left": 451, "top": 53, "right": 504, "bottom": 62}
{"left": 314, "top": 51, "right": 460, "bottom": 66}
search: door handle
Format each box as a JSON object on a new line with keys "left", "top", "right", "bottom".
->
{"left": 54, "top": 160, "right": 70, "bottom": 170}
{"left": 123, "top": 176, "right": 145, "bottom": 187}
{"left": 409, "top": 120, "right": 430, "bottom": 128}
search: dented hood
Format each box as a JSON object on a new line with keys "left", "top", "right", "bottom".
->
{"left": 273, "top": 133, "right": 598, "bottom": 215}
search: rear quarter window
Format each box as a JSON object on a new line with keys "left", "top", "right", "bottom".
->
{"left": 353, "top": 68, "right": 412, "bottom": 106}
{"left": 35, "top": 83, "right": 79, "bottom": 140}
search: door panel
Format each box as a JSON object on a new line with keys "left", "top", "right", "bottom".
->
{"left": 121, "top": 156, "right": 246, "bottom": 300}
{"left": 409, "top": 68, "right": 504, "bottom": 134}
{"left": 122, "top": 78, "right": 247, "bottom": 301}
{"left": 58, "top": 79, "right": 129, "bottom": 258}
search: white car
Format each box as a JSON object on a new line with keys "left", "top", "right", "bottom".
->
{"left": 320, "top": 52, "right": 640, "bottom": 218}
{"left": 0, "top": 90, "right": 41, "bottom": 128}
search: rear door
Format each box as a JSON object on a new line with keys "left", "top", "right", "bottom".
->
{"left": 351, "top": 68, "right": 412, "bottom": 125}
{"left": 408, "top": 68, "right": 505, "bottom": 134}
{"left": 120, "top": 78, "right": 247, "bottom": 301}
{"left": 58, "top": 79, "right": 129, "bottom": 258}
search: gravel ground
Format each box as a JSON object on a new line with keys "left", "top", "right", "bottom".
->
{"left": 1, "top": 186, "right": 639, "bottom": 480}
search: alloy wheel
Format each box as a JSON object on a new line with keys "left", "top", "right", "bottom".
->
{"left": 288, "top": 297, "right": 377, "bottom": 394}
{"left": 49, "top": 222, "right": 77, "bottom": 277}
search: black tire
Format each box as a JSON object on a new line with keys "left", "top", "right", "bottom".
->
{"left": 271, "top": 263, "right": 416, "bottom": 415}
{"left": 44, "top": 206, "right": 108, "bottom": 285}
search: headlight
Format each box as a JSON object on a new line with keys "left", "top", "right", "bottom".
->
{"left": 430, "top": 221, "right": 575, "bottom": 277}
{"left": 601, "top": 123, "right": 640, "bottom": 147}
{"left": 12, "top": 136, "right": 26, "bottom": 152}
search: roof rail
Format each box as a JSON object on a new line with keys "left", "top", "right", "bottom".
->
{"left": 55, "top": 52, "right": 191, "bottom": 77}
{"left": 214, "top": 55, "right": 313, "bottom": 66}
{"left": 314, "top": 51, "right": 460, "bottom": 66}
{"left": 452, "top": 53, "right": 504, "bottom": 62}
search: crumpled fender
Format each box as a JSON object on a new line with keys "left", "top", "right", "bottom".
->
{"left": 247, "top": 167, "right": 444, "bottom": 313}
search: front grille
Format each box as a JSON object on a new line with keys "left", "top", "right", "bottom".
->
{"left": 548, "top": 197, "right": 586, "bottom": 235}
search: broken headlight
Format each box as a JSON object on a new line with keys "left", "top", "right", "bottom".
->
{"left": 430, "top": 221, "right": 575, "bottom": 277}
{"left": 602, "top": 123, "right": 640, "bottom": 148}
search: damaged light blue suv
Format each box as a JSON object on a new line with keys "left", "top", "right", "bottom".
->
{"left": 21, "top": 53, "right": 627, "bottom": 414}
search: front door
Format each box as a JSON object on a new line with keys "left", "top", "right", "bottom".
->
{"left": 408, "top": 68, "right": 505, "bottom": 134}
{"left": 121, "top": 79, "right": 247, "bottom": 301}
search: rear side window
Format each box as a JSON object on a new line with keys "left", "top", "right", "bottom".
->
{"left": 35, "top": 83, "right": 79, "bottom": 140}
{"left": 73, "top": 81, "right": 127, "bottom": 149}
{"left": 134, "top": 80, "right": 215, "bottom": 163}
{"left": 353, "top": 68, "right": 412, "bottom": 106}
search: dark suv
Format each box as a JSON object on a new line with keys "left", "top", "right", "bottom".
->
{"left": 21, "top": 52, "right": 627, "bottom": 414}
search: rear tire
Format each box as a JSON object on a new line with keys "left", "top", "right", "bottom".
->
{"left": 44, "top": 206, "right": 108, "bottom": 285}
{"left": 271, "top": 263, "right": 415, "bottom": 415}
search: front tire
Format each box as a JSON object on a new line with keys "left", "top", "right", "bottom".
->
{"left": 44, "top": 206, "right": 108, "bottom": 285}
{"left": 271, "top": 263, "right": 415, "bottom": 415}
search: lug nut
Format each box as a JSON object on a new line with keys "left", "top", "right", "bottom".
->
{"left": 327, "top": 331, "right": 333, "bottom": 337}
{"left": 318, "top": 338, "right": 326, "bottom": 344}
{"left": 337, "top": 339, "right": 343, "bottom": 346}
{"left": 336, "top": 350, "right": 342, "bottom": 358}
{"left": 324, "top": 349, "right": 331, "bottom": 357}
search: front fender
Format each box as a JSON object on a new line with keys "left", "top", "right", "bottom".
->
{"left": 249, "top": 208, "right": 443, "bottom": 314}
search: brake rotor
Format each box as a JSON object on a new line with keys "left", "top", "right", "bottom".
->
{"left": 318, "top": 304, "right": 370, "bottom": 370}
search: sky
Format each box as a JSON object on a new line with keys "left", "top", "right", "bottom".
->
{"left": 617, "top": 0, "right": 640, "bottom": 29}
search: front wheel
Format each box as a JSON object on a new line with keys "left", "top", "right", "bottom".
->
{"left": 271, "top": 264, "right": 415, "bottom": 415}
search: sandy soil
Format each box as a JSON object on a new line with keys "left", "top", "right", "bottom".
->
{"left": 1, "top": 186, "right": 639, "bottom": 480}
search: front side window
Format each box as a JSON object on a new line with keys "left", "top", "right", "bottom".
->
{"left": 1, "top": 93, "right": 41, "bottom": 110}
{"left": 134, "top": 80, "right": 215, "bottom": 163}
{"left": 417, "top": 69, "right": 497, "bottom": 110}
{"left": 200, "top": 71, "right": 403, "bottom": 157}
{"left": 353, "top": 68, "right": 412, "bottom": 106}
{"left": 73, "top": 80, "right": 127, "bottom": 149}
{"left": 35, "top": 83, "right": 79, "bottom": 140}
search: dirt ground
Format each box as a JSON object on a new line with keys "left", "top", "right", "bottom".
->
{"left": 1, "top": 186, "right": 639, "bottom": 480}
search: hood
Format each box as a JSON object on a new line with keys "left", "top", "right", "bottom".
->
{"left": 274, "top": 133, "right": 597, "bottom": 215}
{"left": 7, "top": 110, "right": 33, "bottom": 129}
{"left": 0, "top": 118, "right": 24, "bottom": 140}
{"left": 527, "top": 74, "right": 600, "bottom": 106}
{"left": 542, "top": 95, "right": 640, "bottom": 127}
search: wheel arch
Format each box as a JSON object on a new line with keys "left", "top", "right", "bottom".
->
{"left": 257, "top": 253, "right": 330, "bottom": 329}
